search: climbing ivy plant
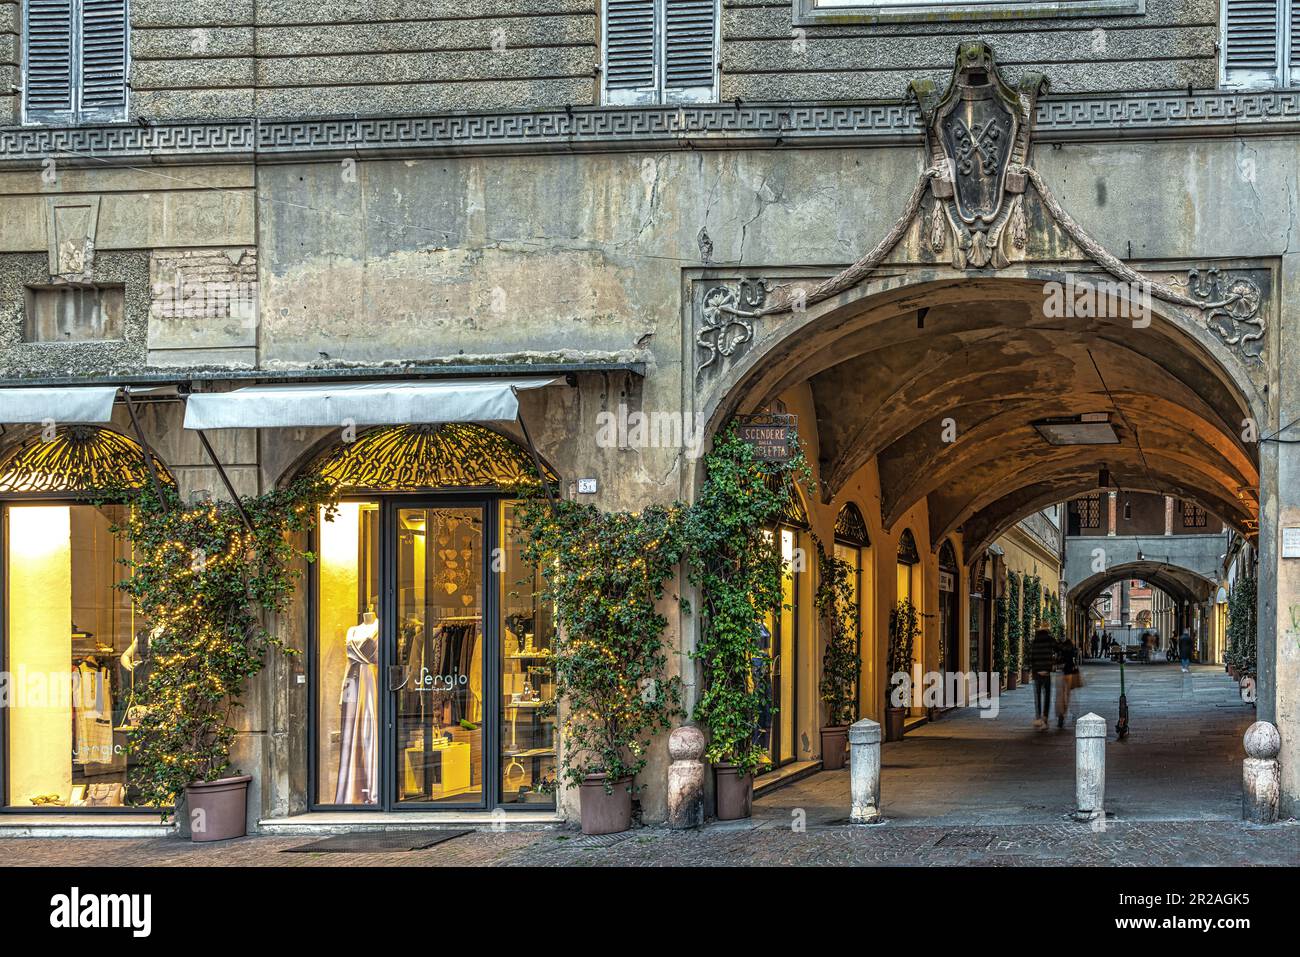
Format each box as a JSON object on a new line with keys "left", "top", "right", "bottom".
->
{"left": 513, "top": 493, "right": 687, "bottom": 792}
{"left": 685, "top": 424, "right": 810, "bottom": 776}
{"left": 1007, "top": 572, "right": 1022, "bottom": 674}
{"left": 1226, "top": 575, "right": 1258, "bottom": 676}
{"left": 113, "top": 476, "right": 337, "bottom": 812}
{"left": 815, "top": 540, "right": 860, "bottom": 727}
{"left": 887, "top": 599, "right": 919, "bottom": 708}
{"left": 994, "top": 594, "right": 1010, "bottom": 680}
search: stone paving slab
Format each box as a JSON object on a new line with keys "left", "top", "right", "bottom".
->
{"left": 0, "top": 819, "right": 1293, "bottom": 867}
{"left": 753, "top": 662, "right": 1257, "bottom": 827}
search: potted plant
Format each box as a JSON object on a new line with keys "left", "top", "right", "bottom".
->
{"left": 815, "top": 542, "right": 860, "bottom": 770}
{"left": 116, "top": 476, "right": 334, "bottom": 841}
{"left": 516, "top": 496, "right": 686, "bottom": 835}
{"left": 687, "top": 425, "right": 809, "bottom": 820}
{"left": 886, "top": 599, "right": 918, "bottom": 741}
{"left": 1006, "top": 572, "right": 1021, "bottom": 690}
{"left": 994, "top": 593, "right": 1010, "bottom": 691}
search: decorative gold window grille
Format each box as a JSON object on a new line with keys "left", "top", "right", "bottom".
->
{"left": 897, "top": 528, "right": 920, "bottom": 565}
{"left": 834, "top": 501, "right": 870, "bottom": 547}
{"left": 0, "top": 426, "right": 173, "bottom": 495}
{"left": 1181, "top": 501, "right": 1208, "bottom": 528}
{"left": 1075, "top": 494, "right": 1101, "bottom": 528}
{"left": 765, "top": 472, "right": 809, "bottom": 528}
{"left": 309, "top": 423, "right": 555, "bottom": 492}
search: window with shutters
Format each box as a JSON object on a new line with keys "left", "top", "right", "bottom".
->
{"left": 1221, "top": 0, "right": 1299, "bottom": 89}
{"left": 22, "top": 0, "right": 128, "bottom": 125}
{"left": 603, "top": 0, "right": 718, "bottom": 105}
{"left": 793, "top": 0, "right": 1142, "bottom": 25}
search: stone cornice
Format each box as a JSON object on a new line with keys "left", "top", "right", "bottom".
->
{"left": 1, "top": 89, "right": 1297, "bottom": 167}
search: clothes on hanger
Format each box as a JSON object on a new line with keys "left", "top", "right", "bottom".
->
{"left": 72, "top": 659, "right": 113, "bottom": 765}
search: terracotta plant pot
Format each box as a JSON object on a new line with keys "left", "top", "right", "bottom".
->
{"left": 1006, "top": 671, "right": 1018, "bottom": 691}
{"left": 185, "top": 774, "right": 251, "bottom": 843}
{"left": 578, "top": 773, "right": 632, "bottom": 836}
{"left": 885, "top": 707, "right": 907, "bottom": 742}
{"left": 714, "top": 764, "right": 753, "bottom": 820}
{"left": 820, "top": 725, "right": 849, "bottom": 770}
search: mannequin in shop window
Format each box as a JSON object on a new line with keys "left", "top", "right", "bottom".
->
{"left": 335, "top": 608, "right": 379, "bottom": 804}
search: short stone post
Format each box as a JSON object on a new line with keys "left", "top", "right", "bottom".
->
{"left": 666, "top": 725, "right": 706, "bottom": 829}
{"left": 1242, "top": 721, "right": 1281, "bottom": 824}
{"left": 849, "top": 718, "right": 881, "bottom": 823}
{"left": 1074, "top": 712, "right": 1106, "bottom": 822}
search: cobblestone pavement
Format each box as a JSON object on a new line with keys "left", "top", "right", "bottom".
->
{"left": 1, "top": 663, "right": 1291, "bottom": 867}
{"left": 754, "top": 661, "right": 1257, "bottom": 827}
{"left": 0, "top": 819, "right": 1294, "bottom": 867}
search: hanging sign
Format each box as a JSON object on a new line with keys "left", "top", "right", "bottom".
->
{"left": 939, "top": 570, "right": 955, "bottom": 592}
{"left": 735, "top": 413, "right": 797, "bottom": 462}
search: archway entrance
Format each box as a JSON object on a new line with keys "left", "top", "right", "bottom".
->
{"left": 696, "top": 270, "right": 1264, "bottom": 822}
{"left": 302, "top": 424, "right": 561, "bottom": 812}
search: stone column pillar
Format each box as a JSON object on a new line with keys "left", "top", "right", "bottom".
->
{"left": 666, "top": 725, "right": 706, "bottom": 829}
{"left": 1243, "top": 721, "right": 1281, "bottom": 824}
{"left": 849, "top": 718, "right": 881, "bottom": 823}
{"left": 1074, "top": 712, "right": 1106, "bottom": 821}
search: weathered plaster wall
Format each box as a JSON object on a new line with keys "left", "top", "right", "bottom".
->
{"left": 128, "top": 0, "right": 598, "bottom": 121}
{"left": 725, "top": 0, "right": 1218, "bottom": 100}
{"left": 0, "top": 1, "right": 15, "bottom": 126}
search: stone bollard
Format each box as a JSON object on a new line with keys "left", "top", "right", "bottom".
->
{"left": 1242, "top": 721, "right": 1281, "bottom": 824}
{"left": 849, "top": 718, "right": 882, "bottom": 823}
{"left": 666, "top": 725, "right": 706, "bottom": 829}
{"left": 1074, "top": 712, "right": 1106, "bottom": 822}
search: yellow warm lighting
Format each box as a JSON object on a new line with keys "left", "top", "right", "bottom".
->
{"left": 7, "top": 505, "right": 73, "bottom": 805}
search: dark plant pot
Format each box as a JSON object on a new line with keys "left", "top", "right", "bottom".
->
{"left": 1006, "top": 671, "right": 1018, "bottom": 690}
{"left": 578, "top": 773, "right": 632, "bottom": 836}
{"left": 714, "top": 764, "right": 753, "bottom": 820}
{"left": 185, "top": 774, "right": 251, "bottom": 843}
{"left": 1021, "top": 670, "right": 1031, "bottom": 686}
{"left": 885, "top": 707, "right": 907, "bottom": 742}
{"left": 820, "top": 726, "right": 849, "bottom": 770}
{"left": 927, "top": 706, "right": 940, "bottom": 722}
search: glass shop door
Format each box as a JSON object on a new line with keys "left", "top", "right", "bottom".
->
{"left": 389, "top": 502, "right": 489, "bottom": 807}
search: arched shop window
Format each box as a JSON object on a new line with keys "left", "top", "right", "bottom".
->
{"left": 758, "top": 477, "right": 810, "bottom": 771}
{"left": 896, "top": 527, "right": 920, "bottom": 603}
{"left": 303, "top": 423, "right": 561, "bottom": 811}
{"left": 938, "top": 540, "right": 960, "bottom": 679}
{"left": 834, "top": 502, "right": 871, "bottom": 712}
{"left": 0, "top": 426, "right": 175, "bottom": 811}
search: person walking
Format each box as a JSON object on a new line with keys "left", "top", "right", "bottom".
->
{"left": 1090, "top": 631, "right": 1100, "bottom": 659}
{"left": 1029, "top": 627, "right": 1056, "bottom": 730}
{"left": 1178, "top": 628, "right": 1194, "bottom": 673}
{"left": 1055, "top": 637, "right": 1079, "bottom": 729}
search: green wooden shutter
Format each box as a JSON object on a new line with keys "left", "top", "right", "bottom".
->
{"left": 79, "top": 0, "right": 128, "bottom": 116}
{"left": 23, "top": 0, "right": 76, "bottom": 120}
{"left": 1223, "top": 0, "right": 1284, "bottom": 88}
{"left": 604, "top": 0, "right": 656, "bottom": 103}
{"left": 663, "top": 0, "right": 716, "bottom": 100}
{"left": 1288, "top": 0, "right": 1300, "bottom": 85}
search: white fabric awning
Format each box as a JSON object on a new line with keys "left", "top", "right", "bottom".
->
{"left": 182, "top": 377, "right": 565, "bottom": 431}
{"left": 0, "top": 386, "right": 119, "bottom": 424}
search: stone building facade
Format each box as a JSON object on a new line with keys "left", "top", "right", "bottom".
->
{"left": 0, "top": 1, "right": 1297, "bottom": 830}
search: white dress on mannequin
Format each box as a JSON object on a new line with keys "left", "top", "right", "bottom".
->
{"left": 334, "top": 616, "right": 379, "bottom": 805}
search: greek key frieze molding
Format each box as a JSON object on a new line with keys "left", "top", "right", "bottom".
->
{"left": 2, "top": 90, "right": 1298, "bottom": 165}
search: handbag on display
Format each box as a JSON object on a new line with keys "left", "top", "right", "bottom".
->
{"left": 84, "top": 783, "right": 125, "bottom": 807}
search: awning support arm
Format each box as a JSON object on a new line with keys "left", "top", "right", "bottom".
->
{"left": 512, "top": 387, "right": 557, "bottom": 511}
{"left": 193, "top": 427, "right": 257, "bottom": 533}
{"left": 122, "top": 388, "right": 168, "bottom": 513}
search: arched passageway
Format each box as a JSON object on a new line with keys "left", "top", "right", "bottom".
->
{"left": 699, "top": 273, "right": 1263, "bottom": 821}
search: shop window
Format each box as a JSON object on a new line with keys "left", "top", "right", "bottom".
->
{"left": 23, "top": 284, "right": 125, "bottom": 342}
{"left": 834, "top": 502, "right": 870, "bottom": 711}
{"left": 0, "top": 426, "right": 174, "bottom": 811}
{"left": 603, "top": 0, "right": 718, "bottom": 105}
{"left": 307, "top": 424, "right": 557, "bottom": 809}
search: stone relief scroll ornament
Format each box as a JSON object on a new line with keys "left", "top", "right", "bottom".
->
{"left": 697, "top": 278, "right": 767, "bottom": 377}
{"left": 750, "top": 42, "right": 1266, "bottom": 362}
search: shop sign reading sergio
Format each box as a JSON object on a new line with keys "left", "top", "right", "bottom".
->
{"left": 736, "top": 413, "right": 797, "bottom": 462}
